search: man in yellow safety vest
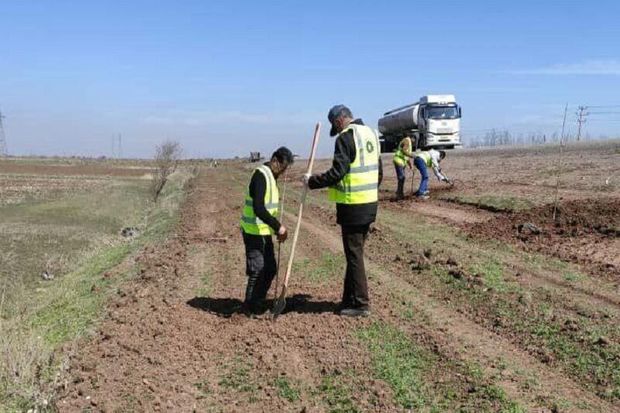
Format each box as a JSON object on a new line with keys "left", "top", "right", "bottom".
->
{"left": 303, "top": 105, "right": 383, "bottom": 317}
{"left": 240, "top": 147, "right": 294, "bottom": 315}
{"left": 393, "top": 135, "right": 414, "bottom": 199}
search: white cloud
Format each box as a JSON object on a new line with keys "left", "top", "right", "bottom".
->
{"left": 510, "top": 59, "right": 620, "bottom": 75}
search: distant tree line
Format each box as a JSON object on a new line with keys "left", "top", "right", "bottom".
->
{"left": 462, "top": 129, "right": 616, "bottom": 148}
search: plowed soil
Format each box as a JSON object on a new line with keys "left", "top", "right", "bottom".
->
{"left": 56, "top": 141, "right": 620, "bottom": 412}
{"left": 467, "top": 198, "right": 620, "bottom": 281}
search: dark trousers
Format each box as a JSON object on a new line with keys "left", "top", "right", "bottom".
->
{"left": 394, "top": 163, "right": 406, "bottom": 197}
{"left": 341, "top": 224, "right": 370, "bottom": 310}
{"left": 242, "top": 232, "right": 277, "bottom": 307}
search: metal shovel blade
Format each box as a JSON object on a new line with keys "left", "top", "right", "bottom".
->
{"left": 272, "top": 286, "right": 287, "bottom": 319}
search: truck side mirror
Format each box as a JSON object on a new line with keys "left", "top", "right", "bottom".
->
{"left": 458, "top": 107, "right": 462, "bottom": 117}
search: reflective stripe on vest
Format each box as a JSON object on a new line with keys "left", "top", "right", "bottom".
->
{"left": 393, "top": 137, "right": 411, "bottom": 166}
{"left": 328, "top": 124, "right": 380, "bottom": 204}
{"left": 415, "top": 151, "right": 433, "bottom": 167}
{"left": 240, "top": 165, "right": 280, "bottom": 235}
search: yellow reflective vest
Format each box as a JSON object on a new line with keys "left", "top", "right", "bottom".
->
{"left": 240, "top": 165, "right": 279, "bottom": 235}
{"left": 328, "top": 124, "right": 380, "bottom": 205}
{"left": 393, "top": 137, "right": 412, "bottom": 167}
{"left": 415, "top": 151, "right": 433, "bottom": 167}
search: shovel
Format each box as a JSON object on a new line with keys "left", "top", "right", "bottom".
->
{"left": 272, "top": 122, "right": 321, "bottom": 318}
{"left": 271, "top": 170, "right": 288, "bottom": 301}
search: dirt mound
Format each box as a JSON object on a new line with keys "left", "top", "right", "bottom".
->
{"left": 467, "top": 198, "right": 620, "bottom": 280}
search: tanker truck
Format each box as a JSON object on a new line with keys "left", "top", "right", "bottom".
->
{"left": 378, "top": 95, "right": 462, "bottom": 152}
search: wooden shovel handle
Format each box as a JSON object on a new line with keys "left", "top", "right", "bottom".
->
{"left": 281, "top": 123, "right": 321, "bottom": 288}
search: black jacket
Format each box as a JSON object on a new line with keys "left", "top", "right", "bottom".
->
{"left": 308, "top": 119, "right": 383, "bottom": 226}
{"left": 248, "top": 164, "right": 281, "bottom": 233}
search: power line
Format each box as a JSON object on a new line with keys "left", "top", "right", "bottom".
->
{"left": 586, "top": 104, "right": 620, "bottom": 109}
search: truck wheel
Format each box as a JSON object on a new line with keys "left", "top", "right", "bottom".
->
{"left": 417, "top": 134, "right": 427, "bottom": 150}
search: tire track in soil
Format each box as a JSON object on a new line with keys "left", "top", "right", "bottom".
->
{"left": 378, "top": 191, "right": 493, "bottom": 225}
{"left": 290, "top": 204, "right": 618, "bottom": 413}
{"left": 57, "top": 168, "right": 401, "bottom": 413}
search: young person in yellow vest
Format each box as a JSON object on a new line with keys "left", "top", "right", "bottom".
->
{"left": 393, "top": 135, "right": 414, "bottom": 200}
{"left": 413, "top": 149, "right": 450, "bottom": 200}
{"left": 240, "top": 147, "right": 294, "bottom": 315}
{"left": 302, "top": 105, "right": 383, "bottom": 317}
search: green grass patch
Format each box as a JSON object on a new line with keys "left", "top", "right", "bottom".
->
{"left": 470, "top": 259, "right": 509, "bottom": 292}
{"left": 194, "top": 379, "right": 211, "bottom": 399}
{"left": 441, "top": 194, "right": 534, "bottom": 212}
{"left": 315, "top": 374, "right": 359, "bottom": 413}
{"left": 563, "top": 271, "right": 584, "bottom": 282}
{"left": 481, "top": 385, "right": 527, "bottom": 412}
{"left": 357, "top": 322, "right": 428, "bottom": 409}
{"left": 274, "top": 376, "right": 301, "bottom": 402}
{"left": 293, "top": 252, "right": 343, "bottom": 283}
{"left": 219, "top": 358, "right": 258, "bottom": 394}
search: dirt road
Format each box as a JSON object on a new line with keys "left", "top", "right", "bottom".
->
{"left": 57, "top": 143, "right": 619, "bottom": 412}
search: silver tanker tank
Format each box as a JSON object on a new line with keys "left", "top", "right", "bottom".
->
{"left": 378, "top": 104, "right": 421, "bottom": 135}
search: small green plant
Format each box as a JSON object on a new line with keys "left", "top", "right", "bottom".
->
{"left": 219, "top": 359, "right": 257, "bottom": 394}
{"left": 274, "top": 376, "right": 300, "bottom": 402}
{"left": 194, "top": 380, "right": 211, "bottom": 399}
{"left": 563, "top": 272, "right": 583, "bottom": 282}
{"left": 316, "top": 375, "right": 359, "bottom": 413}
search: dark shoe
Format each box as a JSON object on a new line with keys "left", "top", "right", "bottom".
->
{"left": 241, "top": 301, "right": 267, "bottom": 317}
{"left": 339, "top": 308, "right": 370, "bottom": 317}
{"left": 335, "top": 301, "right": 353, "bottom": 314}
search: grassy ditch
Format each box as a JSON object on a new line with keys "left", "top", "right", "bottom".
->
{"left": 0, "top": 169, "right": 193, "bottom": 411}
{"left": 438, "top": 194, "right": 534, "bottom": 212}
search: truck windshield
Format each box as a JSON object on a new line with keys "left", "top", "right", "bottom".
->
{"left": 426, "top": 106, "right": 459, "bottom": 119}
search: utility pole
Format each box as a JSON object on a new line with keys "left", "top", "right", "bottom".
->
{"left": 0, "top": 109, "right": 7, "bottom": 157}
{"left": 575, "top": 106, "right": 589, "bottom": 141}
{"left": 118, "top": 133, "right": 122, "bottom": 159}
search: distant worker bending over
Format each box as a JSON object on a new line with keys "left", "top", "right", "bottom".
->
{"left": 413, "top": 149, "right": 450, "bottom": 199}
{"left": 240, "top": 147, "right": 294, "bottom": 315}
{"left": 392, "top": 135, "right": 414, "bottom": 200}
{"left": 303, "top": 105, "right": 382, "bottom": 317}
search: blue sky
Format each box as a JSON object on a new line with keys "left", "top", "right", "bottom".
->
{"left": 1, "top": 0, "right": 619, "bottom": 158}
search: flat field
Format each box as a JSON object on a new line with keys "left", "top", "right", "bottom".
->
{"left": 0, "top": 158, "right": 191, "bottom": 411}
{"left": 0, "top": 159, "right": 154, "bottom": 296}
{"left": 6, "top": 141, "right": 620, "bottom": 412}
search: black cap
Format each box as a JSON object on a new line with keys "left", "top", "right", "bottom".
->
{"left": 272, "top": 146, "right": 294, "bottom": 165}
{"left": 327, "top": 105, "right": 352, "bottom": 136}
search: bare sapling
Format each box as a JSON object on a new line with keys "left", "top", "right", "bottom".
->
{"left": 151, "top": 140, "right": 182, "bottom": 201}
{"left": 552, "top": 104, "right": 568, "bottom": 221}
